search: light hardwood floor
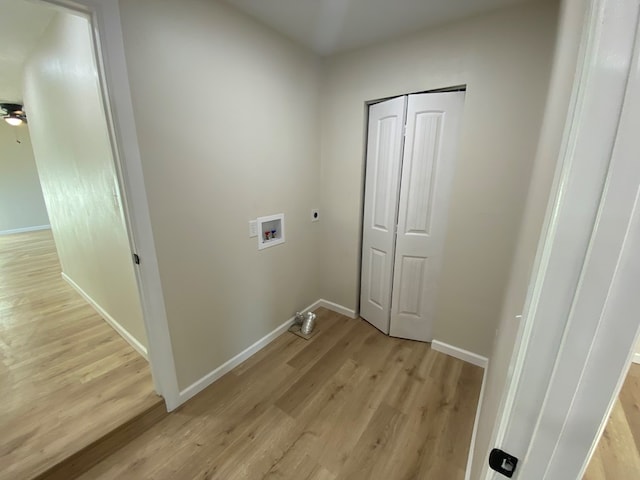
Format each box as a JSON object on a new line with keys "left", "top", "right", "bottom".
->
{"left": 79, "top": 307, "right": 484, "bottom": 480}
{"left": 584, "top": 363, "right": 640, "bottom": 480}
{"left": 0, "top": 230, "right": 159, "bottom": 480}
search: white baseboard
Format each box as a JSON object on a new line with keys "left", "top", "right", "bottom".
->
{"left": 61, "top": 272, "right": 148, "bottom": 360}
{"left": 178, "top": 299, "right": 322, "bottom": 405}
{"left": 465, "top": 363, "right": 488, "bottom": 480}
{"left": 304, "top": 299, "right": 324, "bottom": 313}
{"left": 633, "top": 352, "right": 640, "bottom": 365}
{"left": 431, "top": 339, "right": 488, "bottom": 368}
{"left": 0, "top": 224, "right": 51, "bottom": 236}
{"left": 177, "top": 298, "right": 358, "bottom": 406}
{"left": 315, "top": 298, "right": 358, "bottom": 319}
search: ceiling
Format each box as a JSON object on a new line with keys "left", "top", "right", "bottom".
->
{"left": 0, "top": 0, "right": 536, "bottom": 101}
{"left": 221, "top": 0, "right": 534, "bottom": 56}
{"left": 0, "top": 0, "right": 54, "bottom": 103}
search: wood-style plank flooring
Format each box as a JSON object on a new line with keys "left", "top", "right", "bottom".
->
{"left": 0, "top": 230, "right": 158, "bottom": 480}
{"left": 584, "top": 363, "right": 640, "bottom": 480}
{"left": 79, "top": 308, "right": 484, "bottom": 480}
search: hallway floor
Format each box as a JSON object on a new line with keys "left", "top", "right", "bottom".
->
{"left": 584, "top": 363, "right": 640, "bottom": 480}
{"left": 0, "top": 230, "right": 159, "bottom": 480}
{"left": 78, "top": 308, "right": 483, "bottom": 480}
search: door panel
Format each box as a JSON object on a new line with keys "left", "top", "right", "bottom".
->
{"left": 397, "top": 255, "right": 428, "bottom": 315}
{"left": 390, "top": 92, "right": 465, "bottom": 341}
{"left": 404, "top": 112, "right": 442, "bottom": 235}
{"left": 368, "top": 248, "right": 386, "bottom": 308}
{"left": 360, "top": 96, "right": 406, "bottom": 334}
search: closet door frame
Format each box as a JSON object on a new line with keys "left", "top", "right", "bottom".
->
{"left": 358, "top": 87, "right": 466, "bottom": 341}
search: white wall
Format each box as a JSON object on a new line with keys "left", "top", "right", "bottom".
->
{"left": 319, "top": 1, "right": 559, "bottom": 358}
{"left": 0, "top": 122, "right": 49, "bottom": 233}
{"left": 118, "top": 0, "right": 322, "bottom": 389}
{"left": 470, "top": 0, "right": 587, "bottom": 477}
{"left": 24, "top": 12, "right": 147, "bottom": 350}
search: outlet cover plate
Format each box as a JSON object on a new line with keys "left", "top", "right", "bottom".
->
{"left": 249, "top": 220, "right": 258, "bottom": 238}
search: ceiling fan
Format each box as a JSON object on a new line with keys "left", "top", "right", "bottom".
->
{"left": 1, "top": 103, "right": 28, "bottom": 126}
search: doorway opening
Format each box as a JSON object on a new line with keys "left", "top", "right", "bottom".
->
{"left": 0, "top": 1, "right": 165, "bottom": 478}
{"left": 359, "top": 89, "right": 465, "bottom": 343}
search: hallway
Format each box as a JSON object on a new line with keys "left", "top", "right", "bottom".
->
{"left": 0, "top": 230, "right": 159, "bottom": 480}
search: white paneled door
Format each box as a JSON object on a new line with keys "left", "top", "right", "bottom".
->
{"left": 390, "top": 92, "right": 465, "bottom": 341}
{"left": 359, "top": 96, "right": 406, "bottom": 334}
{"left": 360, "top": 92, "right": 464, "bottom": 342}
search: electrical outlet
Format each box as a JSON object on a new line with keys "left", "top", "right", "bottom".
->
{"left": 311, "top": 209, "right": 320, "bottom": 222}
{"left": 249, "top": 220, "right": 258, "bottom": 237}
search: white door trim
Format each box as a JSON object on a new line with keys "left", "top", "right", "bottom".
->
{"left": 527, "top": 10, "right": 640, "bottom": 477}
{"left": 482, "top": 0, "right": 640, "bottom": 478}
{"left": 38, "top": 0, "right": 180, "bottom": 410}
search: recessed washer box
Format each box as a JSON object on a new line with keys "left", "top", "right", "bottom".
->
{"left": 257, "top": 213, "right": 285, "bottom": 250}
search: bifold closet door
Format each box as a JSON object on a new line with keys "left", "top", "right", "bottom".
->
{"left": 389, "top": 92, "right": 465, "bottom": 341}
{"left": 359, "top": 96, "right": 406, "bottom": 334}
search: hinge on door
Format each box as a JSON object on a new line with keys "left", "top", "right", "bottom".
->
{"left": 132, "top": 253, "right": 140, "bottom": 265}
{"left": 403, "top": 124, "right": 407, "bottom": 137}
{"left": 489, "top": 448, "right": 518, "bottom": 478}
